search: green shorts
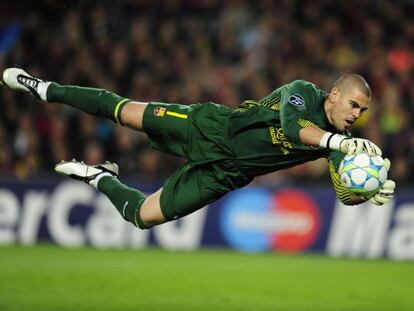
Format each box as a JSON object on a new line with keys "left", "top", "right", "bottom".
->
{"left": 142, "top": 102, "right": 252, "bottom": 220}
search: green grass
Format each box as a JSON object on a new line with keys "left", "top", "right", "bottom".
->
{"left": 0, "top": 245, "right": 413, "bottom": 311}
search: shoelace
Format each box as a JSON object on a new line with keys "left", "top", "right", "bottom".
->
{"left": 17, "top": 74, "right": 41, "bottom": 99}
{"left": 17, "top": 75, "right": 39, "bottom": 88}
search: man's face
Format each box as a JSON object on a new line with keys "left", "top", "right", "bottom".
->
{"left": 329, "top": 87, "right": 370, "bottom": 131}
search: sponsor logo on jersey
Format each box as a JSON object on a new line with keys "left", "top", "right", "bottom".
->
{"left": 220, "top": 188, "right": 321, "bottom": 253}
{"left": 288, "top": 94, "right": 305, "bottom": 107}
{"left": 154, "top": 107, "right": 166, "bottom": 117}
{"left": 268, "top": 126, "right": 292, "bottom": 155}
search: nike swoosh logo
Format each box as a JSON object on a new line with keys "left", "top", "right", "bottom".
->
{"left": 122, "top": 201, "right": 129, "bottom": 217}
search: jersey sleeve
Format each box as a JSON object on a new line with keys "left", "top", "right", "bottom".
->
{"left": 279, "top": 80, "right": 318, "bottom": 144}
{"left": 327, "top": 150, "right": 354, "bottom": 205}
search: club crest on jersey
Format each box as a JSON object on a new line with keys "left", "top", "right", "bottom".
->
{"left": 288, "top": 94, "right": 305, "bottom": 107}
{"left": 154, "top": 107, "right": 166, "bottom": 117}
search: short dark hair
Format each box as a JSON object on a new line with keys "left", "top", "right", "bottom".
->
{"left": 333, "top": 73, "right": 371, "bottom": 98}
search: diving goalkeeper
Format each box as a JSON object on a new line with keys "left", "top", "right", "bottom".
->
{"left": 1, "top": 69, "right": 396, "bottom": 229}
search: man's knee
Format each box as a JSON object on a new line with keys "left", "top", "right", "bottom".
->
{"left": 139, "top": 189, "right": 167, "bottom": 228}
{"left": 120, "top": 101, "right": 148, "bottom": 130}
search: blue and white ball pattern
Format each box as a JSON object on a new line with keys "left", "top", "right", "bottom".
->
{"left": 339, "top": 153, "right": 388, "bottom": 195}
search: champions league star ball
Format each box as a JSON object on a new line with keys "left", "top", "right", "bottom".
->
{"left": 339, "top": 153, "right": 388, "bottom": 196}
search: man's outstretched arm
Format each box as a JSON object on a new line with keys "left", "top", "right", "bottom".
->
{"left": 299, "top": 125, "right": 382, "bottom": 156}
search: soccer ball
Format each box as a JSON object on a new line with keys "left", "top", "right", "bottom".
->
{"left": 339, "top": 153, "right": 388, "bottom": 196}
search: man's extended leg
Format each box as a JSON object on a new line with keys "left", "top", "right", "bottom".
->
{"left": 2, "top": 68, "right": 147, "bottom": 131}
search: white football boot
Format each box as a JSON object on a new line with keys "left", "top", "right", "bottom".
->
{"left": 55, "top": 160, "right": 119, "bottom": 188}
{"left": 2, "top": 68, "right": 50, "bottom": 101}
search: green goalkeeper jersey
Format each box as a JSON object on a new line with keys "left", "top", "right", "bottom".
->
{"left": 228, "top": 79, "right": 348, "bottom": 177}
{"left": 144, "top": 79, "right": 354, "bottom": 207}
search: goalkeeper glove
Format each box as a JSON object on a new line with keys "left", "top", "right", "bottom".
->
{"left": 368, "top": 158, "right": 396, "bottom": 205}
{"left": 370, "top": 180, "right": 396, "bottom": 205}
{"left": 319, "top": 133, "right": 382, "bottom": 156}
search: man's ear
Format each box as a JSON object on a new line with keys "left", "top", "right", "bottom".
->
{"left": 329, "top": 87, "right": 340, "bottom": 102}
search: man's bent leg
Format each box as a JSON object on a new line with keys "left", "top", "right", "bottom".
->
{"left": 96, "top": 176, "right": 166, "bottom": 229}
{"left": 55, "top": 160, "right": 165, "bottom": 229}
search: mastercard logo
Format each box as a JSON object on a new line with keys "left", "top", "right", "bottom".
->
{"left": 220, "top": 188, "right": 321, "bottom": 253}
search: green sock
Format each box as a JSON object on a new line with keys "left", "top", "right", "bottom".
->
{"left": 46, "top": 83, "right": 130, "bottom": 124}
{"left": 97, "top": 176, "right": 148, "bottom": 229}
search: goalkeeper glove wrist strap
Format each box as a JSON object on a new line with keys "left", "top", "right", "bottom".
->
{"left": 319, "top": 132, "right": 347, "bottom": 151}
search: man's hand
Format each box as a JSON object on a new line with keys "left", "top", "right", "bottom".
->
{"left": 339, "top": 138, "right": 382, "bottom": 156}
{"left": 370, "top": 180, "right": 396, "bottom": 205}
{"left": 368, "top": 158, "right": 396, "bottom": 205}
{"left": 319, "top": 133, "right": 382, "bottom": 156}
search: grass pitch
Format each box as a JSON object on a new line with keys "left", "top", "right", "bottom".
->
{"left": 0, "top": 245, "right": 413, "bottom": 311}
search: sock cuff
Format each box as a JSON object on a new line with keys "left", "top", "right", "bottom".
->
{"left": 91, "top": 172, "right": 114, "bottom": 190}
{"left": 38, "top": 81, "right": 51, "bottom": 101}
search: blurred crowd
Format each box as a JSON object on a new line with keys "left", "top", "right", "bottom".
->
{"left": 0, "top": 0, "right": 413, "bottom": 185}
